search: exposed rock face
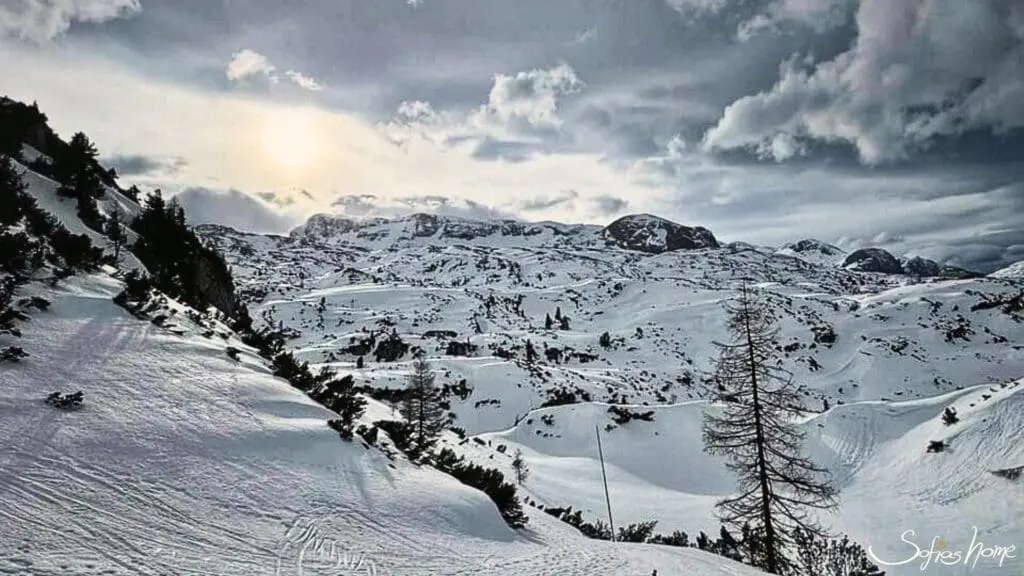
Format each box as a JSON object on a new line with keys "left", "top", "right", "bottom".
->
{"left": 293, "top": 214, "right": 364, "bottom": 240}
{"left": 903, "top": 256, "right": 942, "bottom": 277}
{"left": 602, "top": 214, "right": 718, "bottom": 254}
{"left": 785, "top": 239, "right": 843, "bottom": 256}
{"left": 194, "top": 254, "right": 239, "bottom": 318}
{"left": 841, "top": 248, "right": 904, "bottom": 274}
{"left": 842, "top": 250, "right": 980, "bottom": 278}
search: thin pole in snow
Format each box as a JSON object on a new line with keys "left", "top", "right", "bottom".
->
{"left": 595, "top": 425, "right": 615, "bottom": 541}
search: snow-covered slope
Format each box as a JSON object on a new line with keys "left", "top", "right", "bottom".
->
{"left": 199, "top": 220, "right": 1024, "bottom": 432}
{"left": 452, "top": 382, "right": 1023, "bottom": 576}
{"left": 0, "top": 274, "right": 766, "bottom": 576}
{"left": 991, "top": 260, "right": 1024, "bottom": 279}
{"left": 13, "top": 147, "right": 145, "bottom": 272}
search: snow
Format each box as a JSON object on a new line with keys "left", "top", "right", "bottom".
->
{"left": 14, "top": 149, "right": 146, "bottom": 272}
{"left": 448, "top": 384, "right": 1024, "bottom": 576}
{"left": 0, "top": 275, "right": 764, "bottom": 575}
{"left": 193, "top": 216, "right": 1024, "bottom": 576}
{"left": 991, "top": 260, "right": 1024, "bottom": 279}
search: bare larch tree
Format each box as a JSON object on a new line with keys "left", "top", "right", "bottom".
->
{"left": 703, "top": 284, "right": 837, "bottom": 574}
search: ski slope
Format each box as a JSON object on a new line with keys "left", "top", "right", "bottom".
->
{"left": 0, "top": 274, "right": 766, "bottom": 576}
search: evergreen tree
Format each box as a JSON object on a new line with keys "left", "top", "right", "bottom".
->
{"left": 525, "top": 339, "right": 537, "bottom": 364}
{"left": 400, "top": 357, "right": 448, "bottom": 460}
{"left": 130, "top": 189, "right": 238, "bottom": 317}
{"left": 311, "top": 370, "right": 365, "bottom": 439}
{"left": 793, "top": 528, "right": 885, "bottom": 576}
{"left": 105, "top": 205, "right": 126, "bottom": 264}
{"left": 599, "top": 331, "right": 611, "bottom": 348}
{"left": 123, "top": 184, "right": 142, "bottom": 202}
{"left": 942, "top": 407, "right": 959, "bottom": 426}
{"left": 545, "top": 313, "right": 553, "bottom": 330}
{"left": 0, "top": 156, "right": 26, "bottom": 227}
{"left": 703, "top": 285, "right": 837, "bottom": 574}
{"left": 715, "top": 526, "right": 743, "bottom": 561}
{"left": 54, "top": 132, "right": 104, "bottom": 231}
{"left": 0, "top": 100, "right": 47, "bottom": 159}
{"left": 511, "top": 448, "right": 529, "bottom": 485}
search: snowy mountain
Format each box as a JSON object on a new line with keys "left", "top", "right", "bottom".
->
{"left": 2, "top": 99, "right": 1022, "bottom": 576}
{"left": 192, "top": 210, "right": 1023, "bottom": 575}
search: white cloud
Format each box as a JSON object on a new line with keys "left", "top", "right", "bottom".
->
{"left": 284, "top": 70, "right": 323, "bottom": 91}
{"left": 665, "top": 0, "right": 728, "bottom": 17}
{"left": 226, "top": 49, "right": 325, "bottom": 91}
{"left": 226, "top": 49, "right": 277, "bottom": 82}
{"left": 381, "top": 64, "right": 585, "bottom": 153}
{"left": 738, "top": 0, "right": 854, "bottom": 39}
{"left": 756, "top": 132, "right": 804, "bottom": 162}
{"left": 472, "top": 62, "right": 584, "bottom": 132}
{"left": 703, "top": 0, "right": 1024, "bottom": 165}
{"left": 396, "top": 100, "right": 440, "bottom": 124}
{"left": 0, "top": 0, "right": 139, "bottom": 42}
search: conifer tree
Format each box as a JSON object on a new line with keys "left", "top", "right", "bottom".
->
{"left": 525, "top": 339, "right": 537, "bottom": 364}
{"left": 400, "top": 357, "right": 448, "bottom": 460}
{"left": 703, "top": 285, "right": 837, "bottom": 574}
{"left": 54, "top": 132, "right": 105, "bottom": 231}
{"left": 0, "top": 156, "right": 26, "bottom": 227}
{"left": 105, "top": 205, "right": 126, "bottom": 264}
{"left": 511, "top": 448, "right": 529, "bottom": 485}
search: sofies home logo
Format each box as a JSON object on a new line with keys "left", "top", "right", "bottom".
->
{"left": 867, "top": 527, "right": 1016, "bottom": 571}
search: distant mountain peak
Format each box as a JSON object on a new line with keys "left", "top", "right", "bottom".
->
{"left": 784, "top": 238, "right": 844, "bottom": 255}
{"left": 841, "top": 247, "right": 904, "bottom": 274}
{"left": 602, "top": 214, "right": 719, "bottom": 254}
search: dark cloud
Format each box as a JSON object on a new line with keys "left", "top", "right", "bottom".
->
{"left": 174, "top": 187, "right": 300, "bottom": 234}
{"left": 593, "top": 194, "right": 629, "bottom": 216}
{"left": 471, "top": 138, "right": 536, "bottom": 163}
{"left": 702, "top": 1, "right": 1024, "bottom": 166}
{"left": 103, "top": 153, "right": 187, "bottom": 177}
{"left": 331, "top": 194, "right": 518, "bottom": 221}
{"left": 255, "top": 191, "right": 296, "bottom": 207}
{"left": 520, "top": 190, "right": 579, "bottom": 211}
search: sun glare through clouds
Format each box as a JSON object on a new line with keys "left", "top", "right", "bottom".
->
{"left": 259, "top": 110, "right": 321, "bottom": 169}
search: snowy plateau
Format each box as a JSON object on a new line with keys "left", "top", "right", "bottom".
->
{"left": 2, "top": 141, "right": 1023, "bottom": 576}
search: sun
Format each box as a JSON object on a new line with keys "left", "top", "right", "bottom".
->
{"left": 259, "top": 110, "right": 320, "bottom": 168}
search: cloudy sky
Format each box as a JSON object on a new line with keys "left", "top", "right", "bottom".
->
{"left": 1, "top": 0, "right": 1022, "bottom": 271}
